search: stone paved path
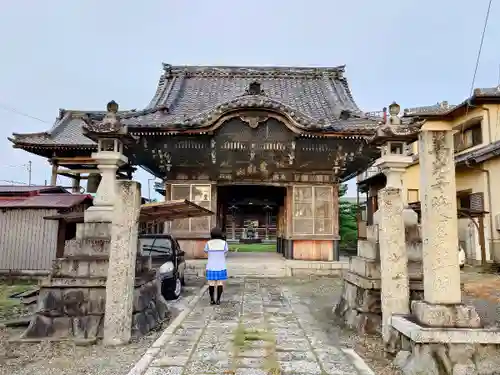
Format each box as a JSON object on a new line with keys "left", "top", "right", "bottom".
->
{"left": 143, "top": 278, "right": 367, "bottom": 375}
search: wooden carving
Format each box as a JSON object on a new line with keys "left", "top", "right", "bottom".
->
{"left": 239, "top": 115, "right": 269, "bottom": 129}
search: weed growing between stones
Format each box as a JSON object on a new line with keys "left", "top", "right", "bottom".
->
{"left": 231, "top": 322, "right": 279, "bottom": 374}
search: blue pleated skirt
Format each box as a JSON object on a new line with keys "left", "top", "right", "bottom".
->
{"left": 206, "top": 269, "right": 228, "bottom": 281}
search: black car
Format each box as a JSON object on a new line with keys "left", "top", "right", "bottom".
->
{"left": 138, "top": 234, "right": 186, "bottom": 300}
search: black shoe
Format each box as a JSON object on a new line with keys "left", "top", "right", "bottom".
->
{"left": 216, "top": 285, "right": 223, "bottom": 305}
{"left": 210, "top": 300, "right": 216, "bottom": 305}
{"left": 216, "top": 300, "right": 220, "bottom": 305}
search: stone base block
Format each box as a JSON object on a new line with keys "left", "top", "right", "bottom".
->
{"left": 391, "top": 315, "right": 500, "bottom": 375}
{"left": 83, "top": 206, "right": 113, "bottom": 223}
{"left": 334, "top": 272, "right": 424, "bottom": 335}
{"left": 21, "top": 277, "right": 168, "bottom": 341}
{"left": 348, "top": 256, "right": 423, "bottom": 281}
{"left": 350, "top": 256, "right": 381, "bottom": 278}
{"left": 411, "top": 300, "right": 482, "bottom": 328}
{"left": 76, "top": 222, "right": 111, "bottom": 240}
{"left": 357, "top": 239, "right": 379, "bottom": 260}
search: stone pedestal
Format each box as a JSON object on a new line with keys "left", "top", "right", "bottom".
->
{"left": 391, "top": 301, "right": 500, "bottom": 375}
{"left": 21, "top": 222, "right": 168, "bottom": 341}
{"left": 84, "top": 151, "right": 127, "bottom": 223}
{"left": 334, "top": 225, "right": 424, "bottom": 334}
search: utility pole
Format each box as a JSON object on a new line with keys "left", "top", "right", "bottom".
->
{"left": 27, "top": 161, "right": 32, "bottom": 186}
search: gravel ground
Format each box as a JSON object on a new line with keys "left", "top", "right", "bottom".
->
{"left": 2, "top": 270, "right": 498, "bottom": 375}
{"left": 461, "top": 266, "right": 500, "bottom": 328}
{"left": 282, "top": 276, "right": 402, "bottom": 375}
{"left": 0, "top": 276, "right": 205, "bottom": 375}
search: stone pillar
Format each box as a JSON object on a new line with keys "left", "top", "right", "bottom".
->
{"left": 419, "top": 129, "right": 461, "bottom": 304}
{"left": 103, "top": 180, "right": 141, "bottom": 346}
{"left": 377, "top": 167, "right": 410, "bottom": 344}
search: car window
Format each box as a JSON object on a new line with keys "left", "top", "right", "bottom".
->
{"left": 139, "top": 237, "right": 173, "bottom": 257}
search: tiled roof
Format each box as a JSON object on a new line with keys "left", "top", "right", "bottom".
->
{"left": 0, "top": 194, "right": 92, "bottom": 209}
{"left": 10, "top": 64, "right": 382, "bottom": 148}
{"left": 455, "top": 140, "right": 500, "bottom": 164}
{"left": 118, "top": 65, "right": 381, "bottom": 132}
{"left": 0, "top": 185, "right": 67, "bottom": 195}
{"left": 404, "top": 85, "right": 500, "bottom": 117}
{"left": 9, "top": 110, "right": 98, "bottom": 147}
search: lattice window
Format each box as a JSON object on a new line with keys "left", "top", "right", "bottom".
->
{"left": 292, "top": 186, "right": 333, "bottom": 235}
{"left": 171, "top": 184, "right": 212, "bottom": 232}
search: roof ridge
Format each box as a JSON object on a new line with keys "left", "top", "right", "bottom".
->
{"left": 161, "top": 63, "right": 346, "bottom": 78}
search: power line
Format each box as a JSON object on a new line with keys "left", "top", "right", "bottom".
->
{"left": 0, "top": 101, "right": 51, "bottom": 124}
{"left": 468, "top": 0, "right": 493, "bottom": 99}
{"left": 462, "top": 0, "right": 493, "bottom": 135}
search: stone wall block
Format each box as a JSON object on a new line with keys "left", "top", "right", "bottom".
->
{"left": 37, "top": 289, "right": 63, "bottom": 317}
{"left": 62, "top": 288, "right": 89, "bottom": 316}
{"left": 72, "top": 315, "right": 104, "bottom": 339}
{"left": 156, "top": 297, "right": 168, "bottom": 320}
{"left": 132, "top": 312, "right": 148, "bottom": 336}
{"left": 52, "top": 317, "right": 74, "bottom": 338}
{"left": 350, "top": 257, "right": 381, "bottom": 278}
{"left": 76, "top": 222, "right": 111, "bottom": 240}
{"left": 22, "top": 315, "right": 54, "bottom": 338}
{"left": 356, "top": 288, "right": 381, "bottom": 313}
{"left": 144, "top": 309, "right": 157, "bottom": 331}
{"left": 412, "top": 301, "right": 482, "bottom": 328}
{"left": 88, "top": 288, "right": 106, "bottom": 314}
{"left": 358, "top": 239, "right": 379, "bottom": 260}
{"left": 88, "top": 259, "right": 109, "bottom": 277}
{"left": 64, "top": 239, "right": 111, "bottom": 256}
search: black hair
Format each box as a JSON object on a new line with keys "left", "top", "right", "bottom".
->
{"left": 210, "top": 227, "right": 225, "bottom": 240}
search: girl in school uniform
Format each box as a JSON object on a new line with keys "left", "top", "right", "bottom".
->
{"left": 204, "top": 227, "right": 229, "bottom": 305}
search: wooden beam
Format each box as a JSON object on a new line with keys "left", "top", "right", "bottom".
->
{"left": 58, "top": 168, "right": 99, "bottom": 175}
{"left": 52, "top": 156, "right": 96, "bottom": 164}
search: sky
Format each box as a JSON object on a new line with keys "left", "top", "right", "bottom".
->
{"left": 0, "top": 0, "right": 499, "bottom": 199}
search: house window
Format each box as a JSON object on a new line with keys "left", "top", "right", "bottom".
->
{"left": 407, "top": 189, "right": 419, "bottom": 203}
{"left": 454, "top": 123, "right": 482, "bottom": 153}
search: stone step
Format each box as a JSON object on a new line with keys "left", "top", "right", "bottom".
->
{"left": 64, "top": 239, "right": 110, "bottom": 256}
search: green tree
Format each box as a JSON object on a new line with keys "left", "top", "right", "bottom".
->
{"left": 339, "top": 200, "right": 358, "bottom": 250}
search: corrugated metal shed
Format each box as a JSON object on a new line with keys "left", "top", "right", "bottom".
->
{"left": 0, "top": 192, "right": 92, "bottom": 272}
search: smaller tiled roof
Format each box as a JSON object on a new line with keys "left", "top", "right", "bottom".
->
{"left": 404, "top": 85, "right": 500, "bottom": 118}
{"left": 0, "top": 194, "right": 92, "bottom": 209}
{"left": 9, "top": 110, "right": 98, "bottom": 148}
{"left": 455, "top": 140, "right": 500, "bottom": 165}
{"left": 0, "top": 185, "right": 67, "bottom": 195}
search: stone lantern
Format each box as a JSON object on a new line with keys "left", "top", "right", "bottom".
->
{"left": 83, "top": 100, "right": 132, "bottom": 222}
{"left": 371, "top": 102, "right": 417, "bottom": 191}
{"left": 369, "top": 102, "right": 422, "bottom": 346}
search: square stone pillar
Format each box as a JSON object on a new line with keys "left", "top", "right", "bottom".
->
{"left": 103, "top": 180, "right": 141, "bottom": 346}
{"left": 419, "top": 129, "right": 461, "bottom": 304}
{"left": 377, "top": 186, "right": 410, "bottom": 343}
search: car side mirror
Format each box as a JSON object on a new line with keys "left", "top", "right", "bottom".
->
{"left": 178, "top": 250, "right": 185, "bottom": 256}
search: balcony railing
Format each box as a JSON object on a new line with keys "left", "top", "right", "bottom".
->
{"left": 357, "top": 166, "right": 382, "bottom": 183}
